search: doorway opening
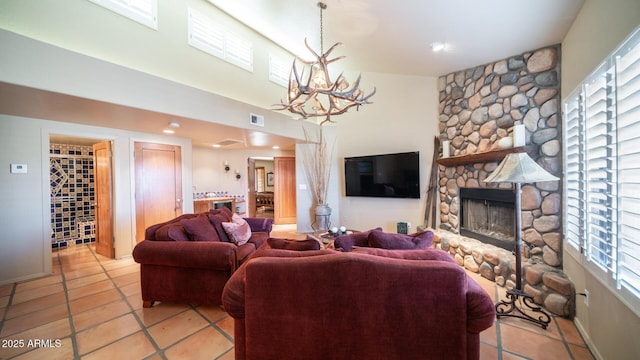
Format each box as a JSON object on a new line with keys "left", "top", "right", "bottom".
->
{"left": 49, "top": 134, "right": 114, "bottom": 258}
{"left": 248, "top": 157, "right": 275, "bottom": 220}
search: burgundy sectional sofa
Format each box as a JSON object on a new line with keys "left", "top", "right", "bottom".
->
{"left": 222, "top": 242, "right": 496, "bottom": 360}
{"left": 132, "top": 207, "right": 273, "bottom": 307}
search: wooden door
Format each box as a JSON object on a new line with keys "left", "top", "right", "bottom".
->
{"left": 247, "top": 158, "right": 256, "bottom": 217}
{"left": 93, "top": 141, "right": 115, "bottom": 258}
{"left": 134, "top": 142, "right": 182, "bottom": 242}
{"left": 274, "top": 157, "right": 296, "bottom": 224}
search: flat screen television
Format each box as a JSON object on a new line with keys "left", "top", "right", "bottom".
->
{"left": 344, "top": 151, "right": 420, "bottom": 199}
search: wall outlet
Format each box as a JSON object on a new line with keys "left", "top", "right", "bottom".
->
{"left": 407, "top": 222, "right": 411, "bottom": 229}
{"left": 583, "top": 289, "right": 589, "bottom": 307}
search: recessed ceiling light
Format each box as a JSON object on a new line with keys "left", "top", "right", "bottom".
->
{"left": 430, "top": 42, "right": 447, "bottom": 52}
{"left": 272, "top": 145, "right": 280, "bottom": 149}
{"left": 212, "top": 144, "right": 221, "bottom": 148}
{"left": 168, "top": 121, "right": 180, "bottom": 128}
{"left": 163, "top": 129, "right": 175, "bottom": 134}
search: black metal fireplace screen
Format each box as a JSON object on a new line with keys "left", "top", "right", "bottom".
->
{"left": 459, "top": 188, "right": 516, "bottom": 250}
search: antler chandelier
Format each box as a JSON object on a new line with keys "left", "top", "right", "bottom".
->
{"left": 274, "top": 2, "right": 376, "bottom": 125}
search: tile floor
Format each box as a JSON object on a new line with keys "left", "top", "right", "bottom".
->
{"left": 0, "top": 225, "right": 595, "bottom": 360}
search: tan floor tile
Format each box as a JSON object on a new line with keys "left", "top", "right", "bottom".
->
{"left": 61, "top": 259, "right": 97, "bottom": 272}
{"left": 556, "top": 316, "right": 586, "bottom": 346}
{"left": 16, "top": 274, "right": 62, "bottom": 291}
{"left": 196, "top": 305, "right": 227, "bottom": 323}
{"left": 216, "top": 316, "right": 234, "bottom": 339}
{"left": 107, "top": 264, "right": 138, "bottom": 278}
{"left": 0, "top": 318, "right": 71, "bottom": 358}
{"left": 164, "top": 327, "right": 233, "bottom": 360}
{"left": 500, "top": 323, "right": 572, "bottom": 360}
{"left": 112, "top": 272, "right": 139, "bottom": 288}
{"left": 569, "top": 343, "right": 595, "bottom": 360}
{"left": 501, "top": 351, "right": 529, "bottom": 359}
{"left": 82, "top": 331, "right": 156, "bottom": 360}
{"left": 76, "top": 314, "right": 141, "bottom": 355}
{"left": 119, "top": 281, "right": 141, "bottom": 298}
{"left": 480, "top": 343, "right": 498, "bottom": 360}
{"left": 480, "top": 321, "right": 498, "bottom": 346}
{"left": 218, "top": 349, "right": 235, "bottom": 360}
{"left": 0, "top": 283, "right": 13, "bottom": 297}
{"left": 101, "top": 255, "right": 135, "bottom": 267}
{"left": 11, "top": 336, "right": 74, "bottom": 360}
{"left": 11, "top": 282, "right": 64, "bottom": 305}
{"left": 66, "top": 272, "right": 109, "bottom": 290}
{"left": 67, "top": 279, "right": 114, "bottom": 301}
{"left": 499, "top": 314, "right": 562, "bottom": 340}
{"left": 148, "top": 309, "right": 209, "bottom": 349}
{"left": 69, "top": 288, "right": 122, "bottom": 315}
{"left": 0, "top": 295, "right": 9, "bottom": 309}
{"left": 63, "top": 265, "right": 104, "bottom": 281}
{"left": 135, "top": 303, "right": 190, "bottom": 327}
{"left": 126, "top": 294, "right": 144, "bottom": 310}
{"left": 73, "top": 300, "right": 132, "bottom": 331}
{"left": 0, "top": 303, "right": 69, "bottom": 337}
{"left": 5, "top": 291, "right": 67, "bottom": 320}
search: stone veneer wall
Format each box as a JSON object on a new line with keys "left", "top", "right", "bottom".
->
{"left": 436, "top": 45, "right": 574, "bottom": 317}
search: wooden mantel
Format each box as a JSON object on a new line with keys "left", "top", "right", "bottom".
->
{"left": 436, "top": 146, "right": 527, "bottom": 167}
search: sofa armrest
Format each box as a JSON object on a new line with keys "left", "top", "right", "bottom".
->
{"left": 465, "top": 276, "right": 496, "bottom": 333}
{"left": 133, "top": 240, "right": 238, "bottom": 272}
{"left": 245, "top": 217, "right": 273, "bottom": 234}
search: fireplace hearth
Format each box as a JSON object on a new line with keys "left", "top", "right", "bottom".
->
{"left": 460, "top": 188, "right": 516, "bottom": 250}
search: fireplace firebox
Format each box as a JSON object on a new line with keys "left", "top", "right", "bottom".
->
{"left": 459, "top": 188, "right": 516, "bottom": 251}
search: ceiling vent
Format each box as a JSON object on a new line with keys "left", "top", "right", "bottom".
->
{"left": 216, "top": 139, "right": 244, "bottom": 147}
{"left": 250, "top": 113, "right": 264, "bottom": 127}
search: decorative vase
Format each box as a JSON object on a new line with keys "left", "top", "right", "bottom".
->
{"left": 313, "top": 204, "right": 332, "bottom": 231}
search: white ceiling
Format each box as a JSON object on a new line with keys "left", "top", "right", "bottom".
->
{"left": 209, "top": 0, "right": 585, "bottom": 77}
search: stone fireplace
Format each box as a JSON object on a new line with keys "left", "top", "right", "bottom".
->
{"left": 459, "top": 188, "right": 515, "bottom": 250}
{"left": 435, "top": 45, "right": 575, "bottom": 317}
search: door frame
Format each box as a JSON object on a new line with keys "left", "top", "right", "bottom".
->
{"left": 46, "top": 132, "right": 116, "bottom": 263}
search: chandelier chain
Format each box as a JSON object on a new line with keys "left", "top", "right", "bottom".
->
{"left": 319, "top": 2, "right": 325, "bottom": 55}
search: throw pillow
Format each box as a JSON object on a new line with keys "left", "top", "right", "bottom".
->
{"left": 180, "top": 214, "right": 220, "bottom": 241}
{"left": 222, "top": 217, "right": 252, "bottom": 245}
{"left": 334, "top": 227, "right": 382, "bottom": 251}
{"left": 268, "top": 237, "right": 321, "bottom": 251}
{"left": 209, "top": 213, "right": 232, "bottom": 242}
{"left": 367, "top": 229, "right": 434, "bottom": 250}
{"left": 210, "top": 206, "right": 233, "bottom": 221}
{"left": 154, "top": 223, "right": 190, "bottom": 242}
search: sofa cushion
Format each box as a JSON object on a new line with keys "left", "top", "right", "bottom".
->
{"left": 351, "top": 247, "right": 456, "bottom": 263}
{"left": 154, "top": 223, "right": 190, "bottom": 242}
{"left": 210, "top": 206, "right": 233, "bottom": 221}
{"left": 334, "top": 227, "right": 382, "bottom": 251}
{"left": 367, "top": 229, "right": 434, "bottom": 250}
{"left": 268, "top": 237, "right": 321, "bottom": 251}
{"left": 222, "top": 218, "right": 252, "bottom": 245}
{"left": 180, "top": 214, "right": 220, "bottom": 241}
{"left": 247, "top": 231, "right": 269, "bottom": 249}
{"left": 209, "top": 213, "right": 232, "bottom": 242}
{"left": 236, "top": 243, "right": 257, "bottom": 264}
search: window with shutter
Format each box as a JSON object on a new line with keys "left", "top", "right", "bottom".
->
{"left": 563, "top": 25, "right": 640, "bottom": 310}
{"left": 90, "top": 0, "right": 157, "bottom": 30}
{"left": 188, "top": 8, "right": 253, "bottom": 72}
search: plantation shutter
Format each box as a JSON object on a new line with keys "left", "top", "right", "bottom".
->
{"left": 584, "top": 64, "right": 617, "bottom": 273}
{"left": 614, "top": 31, "right": 640, "bottom": 297}
{"left": 563, "top": 91, "right": 585, "bottom": 252}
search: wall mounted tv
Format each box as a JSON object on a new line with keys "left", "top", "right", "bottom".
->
{"left": 344, "top": 151, "right": 420, "bottom": 199}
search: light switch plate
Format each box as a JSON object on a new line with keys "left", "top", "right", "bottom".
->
{"left": 10, "top": 163, "right": 27, "bottom": 174}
